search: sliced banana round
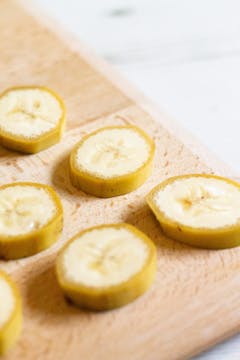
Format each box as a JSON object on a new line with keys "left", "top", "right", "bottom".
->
{"left": 56, "top": 223, "right": 156, "bottom": 310}
{"left": 0, "top": 182, "right": 63, "bottom": 259}
{"left": 70, "top": 126, "right": 155, "bottom": 197}
{"left": 0, "top": 271, "right": 22, "bottom": 355}
{"left": 147, "top": 174, "right": 240, "bottom": 249}
{"left": 0, "top": 86, "right": 65, "bottom": 153}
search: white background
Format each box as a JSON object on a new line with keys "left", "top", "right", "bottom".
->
{"left": 35, "top": 0, "right": 240, "bottom": 358}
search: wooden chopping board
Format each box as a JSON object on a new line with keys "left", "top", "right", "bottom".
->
{"left": 1, "top": 1, "right": 240, "bottom": 359}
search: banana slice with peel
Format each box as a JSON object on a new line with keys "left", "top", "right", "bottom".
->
{"left": 0, "top": 271, "right": 22, "bottom": 355}
{"left": 70, "top": 126, "right": 155, "bottom": 197}
{"left": 0, "top": 182, "right": 63, "bottom": 259}
{"left": 56, "top": 224, "right": 156, "bottom": 310}
{"left": 0, "top": 86, "right": 65, "bottom": 153}
{"left": 147, "top": 174, "right": 240, "bottom": 249}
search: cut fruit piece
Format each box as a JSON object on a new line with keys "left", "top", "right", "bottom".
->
{"left": 0, "top": 271, "right": 22, "bottom": 355}
{"left": 56, "top": 223, "right": 157, "bottom": 310}
{"left": 0, "top": 86, "right": 65, "bottom": 153}
{"left": 69, "top": 126, "right": 155, "bottom": 197}
{"left": 147, "top": 174, "right": 240, "bottom": 249}
{"left": 0, "top": 182, "right": 63, "bottom": 259}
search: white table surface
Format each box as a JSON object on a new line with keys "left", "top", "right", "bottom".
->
{"left": 34, "top": 1, "right": 240, "bottom": 358}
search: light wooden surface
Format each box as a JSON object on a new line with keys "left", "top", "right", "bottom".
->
{"left": 0, "top": 1, "right": 240, "bottom": 359}
{"left": 34, "top": 3, "right": 240, "bottom": 358}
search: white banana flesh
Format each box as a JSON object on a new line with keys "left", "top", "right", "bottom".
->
{"left": 0, "top": 88, "right": 62, "bottom": 138}
{"left": 0, "top": 185, "right": 57, "bottom": 236}
{"left": 75, "top": 127, "right": 151, "bottom": 178}
{"left": 154, "top": 176, "right": 240, "bottom": 228}
{"left": 0, "top": 277, "right": 14, "bottom": 328}
{"left": 62, "top": 226, "right": 149, "bottom": 287}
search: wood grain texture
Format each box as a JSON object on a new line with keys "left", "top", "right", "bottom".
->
{"left": 0, "top": 1, "right": 240, "bottom": 359}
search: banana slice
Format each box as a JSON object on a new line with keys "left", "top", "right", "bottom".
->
{"left": 147, "top": 174, "right": 240, "bottom": 249}
{"left": 56, "top": 224, "right": 156, "bottom": 310}
{"left": 0, "top": 86, "right": 65, "bottom": 153}
{"left": 70, "top": 126, "right": 155, "bottom": 197}
{"left": 0, "top": 271, "right": 22, "bottom": 355}
{"left": 0, "top": 182, "right": 63, "bottom": 259}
